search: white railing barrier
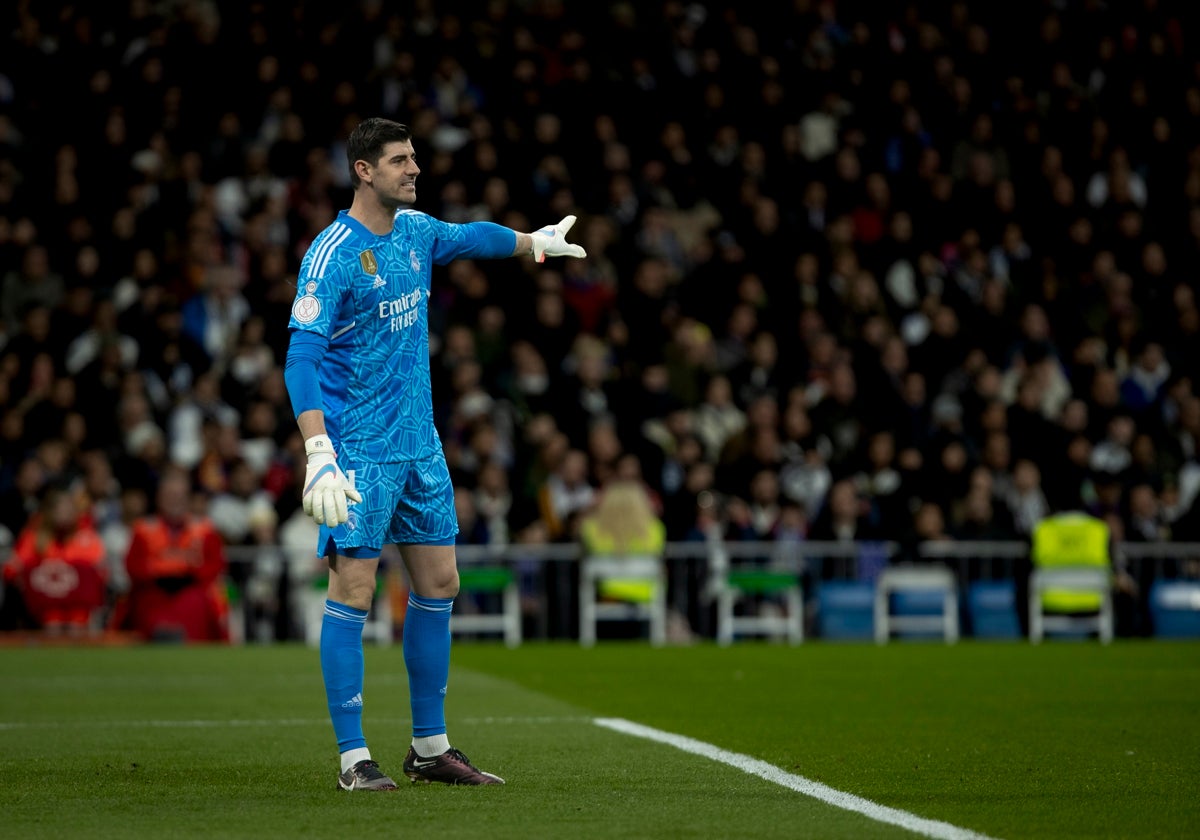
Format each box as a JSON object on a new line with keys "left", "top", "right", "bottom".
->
{"left": 4, "top": 540, "right": 1199, "bottom": 642}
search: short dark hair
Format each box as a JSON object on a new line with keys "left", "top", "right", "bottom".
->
{"left": 346, "top": 117, "right": 412, "bottom": 187}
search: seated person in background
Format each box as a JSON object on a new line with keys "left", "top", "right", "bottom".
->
{"left": 579, "top": 479, "right": 667, "bottom": 602}
{"left": 2, "top": 481, "right": 107, "bottom": 634}
{"left": 113, "top": 466, "right": 230, "bottom": 642}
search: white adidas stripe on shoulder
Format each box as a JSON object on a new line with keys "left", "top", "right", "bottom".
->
{"left": 309, "top": 223, "right": 353, "bottom": 279}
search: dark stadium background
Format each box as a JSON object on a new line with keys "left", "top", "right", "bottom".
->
{"left": 3, "top": 0, "right": 1200, "bottom": 641}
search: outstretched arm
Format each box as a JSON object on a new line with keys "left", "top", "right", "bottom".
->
{"left": 444, "top": 216, "right": 588, "bottom": 262}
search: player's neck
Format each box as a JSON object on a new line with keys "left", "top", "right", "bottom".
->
{"left": 348, "top": 196, "right": 397, "bottom": 236}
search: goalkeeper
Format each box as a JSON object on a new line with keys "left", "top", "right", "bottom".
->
{"left": 283, "top": 117, "right": 585, "bottom": 791}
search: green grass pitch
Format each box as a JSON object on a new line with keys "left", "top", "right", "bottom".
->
{"left": 0, "top": 640, "right": 1196, "bottom": 839}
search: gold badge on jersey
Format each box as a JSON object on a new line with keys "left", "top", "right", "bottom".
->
{"left": 359, "top": 250, "right": 378, "bottom": 274}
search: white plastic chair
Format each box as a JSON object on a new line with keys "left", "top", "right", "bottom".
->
{"left": 578, "top": 555, "right": 666, "bottom": 646}
{"left": 1029, "top": 567, "right": 1113, "bottom": 644}
{"left": 451, "top": 564, "right": 522, "bottom": 648}
{"left": 716, "top": 567, "right": 803, "bottom": 646}
{"left": 874, "top": 565, "right": 959, "bottom": 644}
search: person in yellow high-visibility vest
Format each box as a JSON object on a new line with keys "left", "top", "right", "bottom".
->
{"left": 1030, "top": 512, "right": 1111, "bottom": 613}
{"left": 579, "top": 479, "right": 667, "bottom": 604}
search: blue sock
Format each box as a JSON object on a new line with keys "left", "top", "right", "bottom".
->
{"left": 320, "top": 600, "right": 368, "bottom": 753}
{"left": 403, "top": 593, "right": 454, "bottom": 738}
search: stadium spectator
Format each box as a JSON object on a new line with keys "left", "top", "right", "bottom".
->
{"left": 453, "top": 487, "right": 491, "bottom": 546}
{"left": 579, "top": 478, "right": 667, "bottom": 604}
{"left": 903, "top": 500, "right": 954, "bottom": 559}
{"left": 113, "top": 467, "right": 230, "bottom": 643}
{"left": 207, "top": 457, "right": 277, "bottom": 547}
{"left": 181, "top": 264, "right": 251, "bottom": 367}
{"left": 853, "top": 430, "right": 908, "bottom": 537}
{"left": 1, "top": 481, "right": 107, "bottom": 634}
{"left": 951, "top": 478, "right": 1020, "bottom": 544}
{"left": 808, "top": 477, "right": 881, "bottom": 583}
{"left": 224, "top": 316, "right": 277, "bottom": 405}
{"left": 1007, "top": 459, "right": 1052, "bottom": 538}
{"left": 556, "top": 334, "right": 618, "bottom": 449}
{"left": 536, "top": 446, "right": 595, "bottom": 542}
{"left": 167, "top": 370, "right": 239, "bottom": 472}
{"left": 1, "top": 245, "right": 63, "bottom": 335}
{"left": 0, "top": 456, "right": 47, "bottom": 544}
{"left": 63, "top": 297, "right": 139, "bottom": 377}
{"left": 692, "top": 373, "right": 747, "bottom": 463}
{"left": 473, "top": 459, "right": 515, "bottom": 548}
{"left": 585, "top": 416, "right": 627, "bottom": 489}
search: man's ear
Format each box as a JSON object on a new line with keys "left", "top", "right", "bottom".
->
{"left": 354, "top": 159, "right": 372, "bottom": 184}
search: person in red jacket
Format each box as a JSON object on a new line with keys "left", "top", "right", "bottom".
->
{"left": 3, "top": 482, "right": 108, "bottom": 634}
{"left": 116, "top": 466, "right": 230, "bottom": 642}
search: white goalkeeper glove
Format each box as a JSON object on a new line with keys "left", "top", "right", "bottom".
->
{"left": 302, "top": 434, "right": 361, "bottom": 527}
{"left": 530, "top": 215, "right": 587, "bottom": 263}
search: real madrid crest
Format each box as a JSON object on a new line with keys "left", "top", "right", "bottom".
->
{"left": 360, "top": 250, "right": 378, "bottom": 275}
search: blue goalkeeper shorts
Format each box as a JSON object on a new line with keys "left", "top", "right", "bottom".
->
{"left": 317, "top": 452, "right": 458, "bottom": 558}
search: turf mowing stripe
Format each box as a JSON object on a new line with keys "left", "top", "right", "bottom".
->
{"left": 460, "top": 715, "right": 594, "bottom": 725}
{"left": 0, "top": 718, "right": 329, "bottom": 730}
{"left": 594, "top": 717, "right": 1001, "bottom": 840}
{"left": 0, "top": 715, "right": 587, "bottom": 731}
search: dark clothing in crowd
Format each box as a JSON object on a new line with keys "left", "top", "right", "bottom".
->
{"left": 1, "top": 3, "right": 1197, "bottom": 640}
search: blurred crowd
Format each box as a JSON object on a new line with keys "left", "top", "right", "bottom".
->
{"left": 3, "top": 0, "right": 1200, "bottom": 629}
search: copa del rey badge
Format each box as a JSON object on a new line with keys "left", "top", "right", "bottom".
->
{"left": 360, "top": 250, "right": 378, "bottom": 274}
{"left": 292, "top": 293, "right": 320, "bottom": 323}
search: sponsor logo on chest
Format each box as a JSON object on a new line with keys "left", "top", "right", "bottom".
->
{"left": 378, "top": 288, "right": 426, "bottom": 333}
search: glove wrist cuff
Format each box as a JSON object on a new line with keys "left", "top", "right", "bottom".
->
{"left": 305, "top": 433, "right": 335, "bottom": 461}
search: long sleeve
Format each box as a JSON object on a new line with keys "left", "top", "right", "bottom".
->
{"left": 196, "top": 524, "right": 227, "bottom": 585}
{"left": 123, "top": 524, "right": 153, "bottom": 584}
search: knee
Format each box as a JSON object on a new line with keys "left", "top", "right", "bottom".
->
{"left": 416, "top": 568, "right": 459, "bottom": 600}
{"left": 330, "top": 575, "right": 377, "bottom": 612}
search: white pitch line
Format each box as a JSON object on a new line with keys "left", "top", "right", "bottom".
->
{"left": 594, "top": 717, "right": 1001, "bottom": 840}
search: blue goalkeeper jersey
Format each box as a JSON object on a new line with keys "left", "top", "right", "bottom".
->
{"left": 289, "top": 209, "right": 507, "bottom": 464}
